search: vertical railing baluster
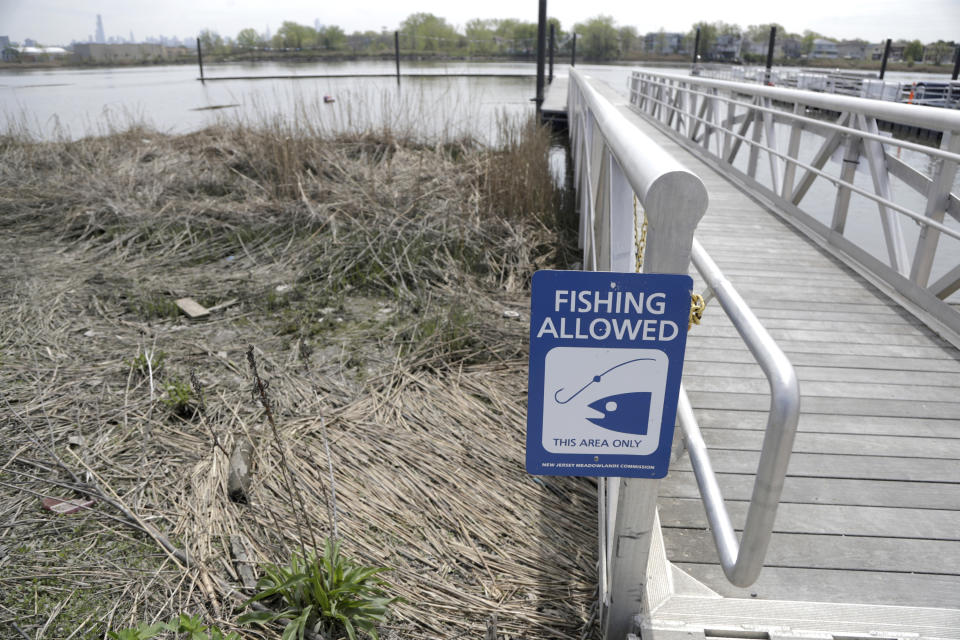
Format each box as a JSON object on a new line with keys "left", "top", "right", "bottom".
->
{"left": 831, "top": 133, "right": 863, "bottom": 234}
{"left": 858, "top": 113, "right": 909, "bottom": 274}
{"left": 747, "top": 98, "right": 763, "bottom": 179}
{"left": 910, "top": 131, "right": 960, "bottom": 286}
{"left": 781, "top": 102, "right": 804, "bottom": 200}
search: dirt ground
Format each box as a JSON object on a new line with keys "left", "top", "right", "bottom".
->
{"left": 0, "top": 125, "right": 598, "bottom": 639}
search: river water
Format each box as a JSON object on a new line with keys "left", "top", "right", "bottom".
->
{"left": 1, "top": 59, "right": 957, "bottom": 297}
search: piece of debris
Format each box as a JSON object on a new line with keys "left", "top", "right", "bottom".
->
{"left": 207, "top": 298, "right": 239, "bottom": 313}
{"left": 67, "top": 435, "right": 86, "bottom": 447}
{"left": 227, "top": 439, "right": 254, "bottom": 504}
{"left": 502, "top": 310, "right": 520, "bottom": 319}
{"left": 323, "top": 95, "right": 335, "bottom": 103}
{"left": 275, "top": 284, "right": 292, "bottom": 293}
{"left": 190, "top": 104, "right": 240, "bottom": 111}
{"left": 41, "top": 497, "right": 95, "bottom": 515}
{"left": 175, "top": 297, "right": 210, "bottom": 318}
{"left": 230, "top": 534, "right": 258, "bottom": 590}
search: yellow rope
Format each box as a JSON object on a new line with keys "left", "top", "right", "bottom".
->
{"left": 632, "top": 194, "right": 705, "bottom": 331}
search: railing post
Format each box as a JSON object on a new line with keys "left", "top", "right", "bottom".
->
{"left": 602, "top": 125, "right": 707, "bottom": 640}
{"left": 567, "top": 70, "right": 707, "bottom": 639}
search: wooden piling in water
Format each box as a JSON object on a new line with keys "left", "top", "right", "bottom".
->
{"left": 535, "top": 0, "right": 546, "bottom": 114}
{"left": 196, "top": 37, "right": 205, "bottom": 83}
{"left": 765, "top": 26, "right": 776, "bottom": 84}
{"left": 394, "top": 31, "right": 401, "bottom": 86}
{"left": 571, "top": 33, "right": 577, "bottom": 67}
{"left": 693, "top": 27, "right": 700, "bottom": 65}
{"left": 952, "top": 45, "right": 960, "bottom": 81}
{"left": 549, "top": 23, "right": 555, "bottom": 84}
{"left": 879, "top": 38, "right": 892, "bottom": 79}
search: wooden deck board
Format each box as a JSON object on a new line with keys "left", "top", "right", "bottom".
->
{"left": 672, "top": 564, "right": 960, "bottom": 609}
{"left": 589, "top": 76, "right": 960, "bottom": 611}
{"left": 659, "top": 498, "right": 960, "bottom": 540}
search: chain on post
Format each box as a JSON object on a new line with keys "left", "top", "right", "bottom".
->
{"left": 689, "top": 293, "right": 706, "bottom": 331}
{"left": 633, "top": 194, "right": 647, "bottom": 273}
{"left": 634, "top": 194, "right": 706, "bottom": 331}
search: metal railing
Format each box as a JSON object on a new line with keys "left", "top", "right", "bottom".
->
{"left": 628, "top": 70, "right": 960, "bottom": 335}
{"left": 566, "top": 68, "right": 800, "bottom": 639}
{"left": 680, "top": 240, "right": 800, "bottom": 587}
{"left": 697, "top": 65, "right": 960, "bottom": 109}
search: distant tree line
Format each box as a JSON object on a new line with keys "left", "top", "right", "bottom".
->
{"left": 195, "top": 14, "right": 955, "bottom": 65}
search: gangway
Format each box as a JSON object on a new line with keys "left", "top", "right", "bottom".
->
{"left": 557, "top": 68, "right": 960, "bottom": 640}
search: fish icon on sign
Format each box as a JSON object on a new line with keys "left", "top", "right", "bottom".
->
{"left": 586, "top": 392, "right": 652, "bottom": 435}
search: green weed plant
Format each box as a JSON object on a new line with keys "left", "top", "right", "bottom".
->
{"left": 239, "top": 539, "right": 398, "bottom": 640}
{"left": 108, "top": 613, "right": 241, "bottom": 640}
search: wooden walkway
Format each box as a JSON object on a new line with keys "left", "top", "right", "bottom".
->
{"left": 590, "top": 76, "right": 960, "bottom": 614}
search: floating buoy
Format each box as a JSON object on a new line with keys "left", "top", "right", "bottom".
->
{"left": 323, "top": 95, "right": 335, "bottom": 103}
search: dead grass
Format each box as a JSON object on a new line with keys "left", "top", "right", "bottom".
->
{"left": 0, "top": 116, "right": 594, "bottom": 639}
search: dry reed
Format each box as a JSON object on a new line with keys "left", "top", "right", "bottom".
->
{"left": 0, "top": 114, "right": 592, "bottom": 639}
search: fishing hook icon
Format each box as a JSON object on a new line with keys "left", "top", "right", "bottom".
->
{"left": 553, "top": 358, "right": 657, "bottom": 404}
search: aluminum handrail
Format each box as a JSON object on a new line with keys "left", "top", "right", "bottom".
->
{"left": 643, "top": 69, "right": 960, "bottom": 132}
{"left": 569, "top": 68, "right": 708, "bottom": 241}
{"left": 683, "top": 239, "right": 801, "bottom": 587}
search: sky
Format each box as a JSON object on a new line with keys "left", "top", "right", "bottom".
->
{"left": 1, "top": 0, "right": 958, "bottom": 45}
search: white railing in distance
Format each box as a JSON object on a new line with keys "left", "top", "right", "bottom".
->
{"left": 628, "top": 70, "right": 960, "bottom": 337}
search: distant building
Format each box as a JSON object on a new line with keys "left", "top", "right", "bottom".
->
{"left": 923, "top": 41, "right": 957, "bottom": 64}
{"left": 96, "top": 15, "right": 106, "bottom": 44}
{"left": 742, "top": 38, "right": 782, "bottom": 59}
{"left": 811, "top": 39, "right": 838, "bottom": 59}
{"left": 836, "top": 40, "right": 867, "bottom": 60}
{"left": 4, "top": 45, "right": 70, "bottom": 62}
{"left": 868, "top": 41, "right": 908, "bottom": 62}
{"left": 644, "top": 31, "right": 685, "bottom": 55}
{"left": 73, "top": 43, "right": 168, "bottom": 62}
{"left": 712, "top": 33, "right": 743, "bottom": 61}
{"left": 780, "top": 37, "right": 803, "bottom": 59}
{"left": 23, "top": 38, "right": 37, "bottom": 47}
{"left": 0, "top": 36, "right": 9, "bottom": 50}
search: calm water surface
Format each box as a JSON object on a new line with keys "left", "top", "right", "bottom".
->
{"left": 2, "top": 59, "right": 956, "bottom": 293}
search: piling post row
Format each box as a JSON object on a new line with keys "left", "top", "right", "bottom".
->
{"left": 394, "top": 31, "right": 401, "bottom": 86}
{"left": 952, "top": 45, "right": 960, "bottom": 81}
{"left": 196, "top": 37, "right": 205, "bottom": 83}
{"left": 692, "top": 27, "right": 700, "bottom": 65}
{"left": 571, "top": 32, "right": 577, "bottom": 67}
{"left": 535, "top": 0, "right": 547, "bottom": 114}
{"left": 765, "top": 26, "right": 776, "bottom": 85}
{"left": 549, "top": 23, "right": 555, "bottom": 84}
{"left": 879, "top": 38, "right": 892, "bottom": 80}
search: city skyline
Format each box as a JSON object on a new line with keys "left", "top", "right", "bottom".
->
{"left": 1, "top": 0, "right": 958, "bottom": 47}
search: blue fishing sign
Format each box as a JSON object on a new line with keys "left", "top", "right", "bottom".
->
{"left": 526, "top": 270, "right": 693, "bottom": 478}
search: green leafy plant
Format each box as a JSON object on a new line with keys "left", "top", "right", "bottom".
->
{"left": 162, "top": 377, "right": 195, "bottom": 416}
{"left": 108, "top": 614, "right": 241, "bottom": 640}
{"left": 107, "top": 623, "right": 166, "bottom": 640}
{"left": 127, "top": 349, "right": 166, "bottom": 376}
{"left": 239, "top": 539, "right": 398, "bottom": 640}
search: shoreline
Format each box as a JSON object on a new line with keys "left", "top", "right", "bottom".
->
{"left": 1, "top": 54, "right": 954, "bottom": 77}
